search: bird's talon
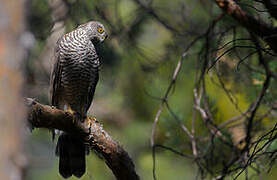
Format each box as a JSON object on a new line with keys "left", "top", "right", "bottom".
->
{"left": 66, "top": 108, "right": 75, "bottom": 115}
{"left": 87, "top": 118, "right": 92, "bottom": 134}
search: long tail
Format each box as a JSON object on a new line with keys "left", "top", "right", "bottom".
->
{"left": 55, "top": 133, "right": 86, "bottom": 178}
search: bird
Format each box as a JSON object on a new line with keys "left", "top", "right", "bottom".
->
{"left": 49, "top": 21, "right": 108, "bottom": 178}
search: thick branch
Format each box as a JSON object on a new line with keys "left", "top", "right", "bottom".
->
{"left": 26, "top": 98, "right": 139, "bottom": 180}
{"left": 215, "top": 0, "right": 277, "bottom": 53}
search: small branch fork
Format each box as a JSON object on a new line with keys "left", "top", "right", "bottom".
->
{"left": 151, "top": 54, "right": 188, "bottom": 147}
{"left": 150, "top": 53, "right": 198, "bottom": 180}
{"left": 25, "top": 98, "right": 139, "bottom": 180}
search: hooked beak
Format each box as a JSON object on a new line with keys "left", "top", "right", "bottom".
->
{"left": 99, "top": 33, "right": 108, "bottom": 43}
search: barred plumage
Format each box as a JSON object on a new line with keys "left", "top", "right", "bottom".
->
{"left": 50, "top": 21, "right": 108, "bottom": 179}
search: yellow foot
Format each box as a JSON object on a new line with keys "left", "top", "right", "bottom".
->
{"left": 84, "top": 117, "right": 97, "bottom": 141}
{"left": 65, "top": 107, "right": 75, "bottom": 115}
{"left": 86, "top": 117, "right": 95, "bottom": 128}
{"left": 65, "top": 107, "right": 79, "bottom": 123}
{"left": 88, "top": 117, "right": 96, "bottom": 131}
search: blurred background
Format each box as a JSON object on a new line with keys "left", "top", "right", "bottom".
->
{"left": 1, "top": 0, "right": 277, "bottom": 179}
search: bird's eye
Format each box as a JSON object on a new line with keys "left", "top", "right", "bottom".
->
{"left": 98, "top": 27, "right": 104, "bottom": 34}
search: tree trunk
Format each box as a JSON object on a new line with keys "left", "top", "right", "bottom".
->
{"left": 0, "top": 0, "right": 28, "bottom": 179}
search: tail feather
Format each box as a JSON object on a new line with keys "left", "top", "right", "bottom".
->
{"left": 56, "top": 133, "right": 86, "bottom": 178}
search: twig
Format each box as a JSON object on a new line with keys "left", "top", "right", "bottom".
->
{"left": 151, "top": 53, "right": 186, "bottom": 146}
{"left": 150, "top": 53, "right": 186, "bottom": 180}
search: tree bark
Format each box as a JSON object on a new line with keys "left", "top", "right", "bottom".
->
{"left": 26, "top": 98, "right": 140, "bottom": 180}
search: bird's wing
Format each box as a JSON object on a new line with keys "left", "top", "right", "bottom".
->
{"left": 49, "top": 38, "right": 64, "bottom": 141}
{"left": 50, "top": 38, "right": 63, "bottom": 107}
{"left": 86, "top": 68, "right": 99, "bottom": 112}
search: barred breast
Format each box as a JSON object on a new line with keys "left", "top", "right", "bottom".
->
{"left": 58, "top": 28, "right": 100, "bottom": 117}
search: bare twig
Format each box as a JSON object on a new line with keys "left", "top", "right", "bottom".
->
{"left": 151, "top": 53, "right": 186, "bottom": 147}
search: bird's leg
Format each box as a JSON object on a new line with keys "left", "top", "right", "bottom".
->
{"left": 85, "top": 117, "right": 94, "bottom": 134}
{"left": 84, "top": 117, "right": 96, "bottom": 142}
{"left": 88, "top": 117, "right": 96, "bottom": 134}
{"left": 65, "top": 105, "right": 75, "bottom": 114}
{"left": 65, "top": 106, "right": 79, "bottom": 124}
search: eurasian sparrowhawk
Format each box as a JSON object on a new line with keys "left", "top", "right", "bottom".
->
{"left": 49, "top": 21, "right": 108, "bottom": 178}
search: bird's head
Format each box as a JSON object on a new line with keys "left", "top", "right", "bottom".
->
{"left": 79, "top": 21, "right": 108, "bottom": 44}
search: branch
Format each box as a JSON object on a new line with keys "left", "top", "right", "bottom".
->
{"left": 215, "top": 0, "right": 277, "bottom": 53}
{"left": 151, "top": 53, "right": 187, "bottom": 147}
{"left": 25, "top": 98, "right": 139, "bottom": 180}
{"left": 262, "top": 0, "right": 277, "bottom": 20}
{"left": 132, "top": 0, "right": 182, "bottom": 35}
